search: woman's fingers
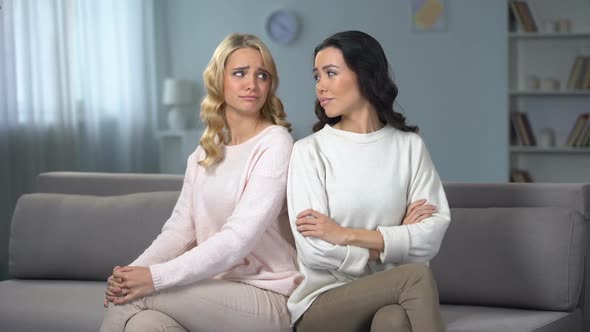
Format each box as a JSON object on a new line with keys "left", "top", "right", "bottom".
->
{"left": 403, "top": 201, "right": 437, "bottom": 225}
{"left": 296, "top": 209, "right": 314, "bottom": 219}
{"left": 111, "top": 277, "right": 123, "bottom": 284}
{"left": 408, "top": 203, "right": 434, "bottom": 216}
{"left": 411, "top": 205, "right": 436, "bottom": 219}
{"left": 113, "top": 266, "right": 134, "bottom": 279}
{"left": 296, "top": 209, "right": 327, "bottom": 219}
{"left": 296, "top": 216, "right": 323, "bottom": 226}
{"left": 107, "top": 285, "right": 122, "bottom": 295}
{"left": 414, "top": 214, "right": 432, "bottom": 224}
{"left": 407, "top": 199, "right": 427, "bottom": 213}
{"left": 406, "top": 205, "right": 436, "bottom": 222}
{"left": 106, "top": 287, "right": 120, "bottom": 296}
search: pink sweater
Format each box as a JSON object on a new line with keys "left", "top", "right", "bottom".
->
{"left": 131, "top": 125, "right": 301, "bottom": 296}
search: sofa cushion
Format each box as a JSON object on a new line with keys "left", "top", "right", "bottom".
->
{"left": 441, "top": 305, "right": 582, "bottom": 332}
{"left": 0, "top": 280, "right": 105, "bottom": 332}
{"left": 431, "top": 207, "right": 586, "bottom": 311}
{"left": 9, "top": 192, "right": 179, "bottom": 280}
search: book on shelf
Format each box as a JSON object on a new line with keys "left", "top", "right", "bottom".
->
{"left": 581, "top": 57, "right": 590, "bottom": 90}
{"left": 567, "top": 56, "right": 590, "bottom": 90}
{"left": 565, "top": 113, "right": 590, "bottom": 147}
{"left": 575, "top": 117, "right": 590, "bottom": 147}
{"left": 510, "top": 169, "right": 533, "bottom": 183}
{"left": 510, "top": 111, "right": 536, "bottom": 146}
{"left": 582, "top": 126, "right": 590, "bottom": 148}
{"left": 508, "top": 1, "right": 538, "bottom": 32}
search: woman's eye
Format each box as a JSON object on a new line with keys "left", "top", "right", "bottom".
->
{"left": 257, "top": 72, "right": 269, "bottom": 80}
{"left": 233, "top": 70, "right": 245, "bottom": 77}
{"left": 313, "top": 74, "right": 319, "bottom": 82}
{"left": 327, "top": 71, "right": 336, "bottom": 77}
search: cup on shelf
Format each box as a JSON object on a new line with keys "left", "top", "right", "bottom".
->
{"left": 540, "top": 77, "right": 560, "bottom": 91}
{"left": 554, "top": 19, "right": 572, "bottom": 33}
{"left": 526, "top": 75, "right": 540, "bottom": 91}
{"left": 540, "top": 20, "right": 554, "bottom": 33}
{"left": 539, "top": 128, "right": 556, "bottom": 148}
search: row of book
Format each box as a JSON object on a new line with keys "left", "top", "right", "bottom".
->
{"left": 510, "top": 112, "right": 536, "bottom": 146}
{"left": 510, "top": 169, "right": 534, "bottom": 183}
{"left": 567, "top": 56, "right": 590, "bottom": 90}
{"left": 508, "top": 1, "right": 537, "bottom": 32}
{"left": 511, "top": 111, "right": 590, "bottom": 147}
{"left": 566, "top": 113, "right": 590, "bottom": 147}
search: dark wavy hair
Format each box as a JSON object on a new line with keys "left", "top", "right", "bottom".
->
{"left": 312, "top": 30, "right": 418, "bottom": 133}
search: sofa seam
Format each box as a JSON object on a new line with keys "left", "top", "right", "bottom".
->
{"left": 530, "top": 310, "right": 570, "bottom": 330}
{"left": 583, "top": 184, "right": 590, "bottom": 219}
{"left": 567, "top": 210, "right": 574, "bottom": 311}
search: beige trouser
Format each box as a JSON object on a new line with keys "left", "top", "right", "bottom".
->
{"left": 100, "top": 279, "right": 291, "bottom": 332}
{"left": 296, "top": 263, "right": 445, "bottom": 332}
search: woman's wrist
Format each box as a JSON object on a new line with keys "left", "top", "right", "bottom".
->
{"left": 343, "top": 228, "right": 385, "bottom": 251}
{"left": 341, "top": 227, "right": 356, "bottom": 246}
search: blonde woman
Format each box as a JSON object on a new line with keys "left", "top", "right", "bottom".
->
{"left": 100, "top": 33, "right": 300, "bottom": 332}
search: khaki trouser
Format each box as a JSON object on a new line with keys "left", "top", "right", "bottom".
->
{"left": 124, "top": 310, "right": 187, "bottom": 332}
{"left": 100, "top": 279, "right": 291, "bottom": 332}
{"left": 296, "top": 263, "right": 445, "bottom": 332}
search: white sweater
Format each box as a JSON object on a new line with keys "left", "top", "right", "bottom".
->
{"left": 286, "top": 124, "right": 451, "bottom": 323}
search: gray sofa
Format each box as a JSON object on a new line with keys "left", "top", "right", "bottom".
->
{"left": 0, "top": 172, "right": 588, "bottom": 332}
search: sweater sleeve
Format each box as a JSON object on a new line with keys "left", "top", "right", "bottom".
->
{"left": 287, "top": 140, "right": 369, "bottom": 276}
{"left": 148, "top": 132, "right": 293, "bottom": 291}
{"left": 130, "top": 152, "right": 198, "bottom": 268}
{"left": 377, "top": 135, "right": 451, "bottom": 265}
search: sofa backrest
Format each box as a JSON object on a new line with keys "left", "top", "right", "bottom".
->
{"left": 431, "top": 206, "right": 585, "bottom": 311}
{"left": 9, "top": 191, "right": 179, "bottom": 281}
{"left": 436, "top": 183, "right": 589, "bottom": 328}
{"left": 36, "top": 172, "right": 183, "bottom": 196}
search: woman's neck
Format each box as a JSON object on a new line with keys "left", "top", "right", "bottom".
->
{"left": 334, "top": 105, "right": 384, "bottom": 133}
{"left": 225, "top": 111, "right": 270, "bottom": 145}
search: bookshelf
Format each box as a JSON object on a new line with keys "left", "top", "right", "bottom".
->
{"left": 508, "top": 0, "right": 590, "bottom": 183}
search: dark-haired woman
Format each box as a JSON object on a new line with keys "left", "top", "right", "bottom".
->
{"left": 287, "top": 30, "right": 449, "bottom": 332}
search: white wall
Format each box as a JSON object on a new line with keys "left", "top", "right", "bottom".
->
{"left": 162, "top": 0, "right": 508, "bottom": 182}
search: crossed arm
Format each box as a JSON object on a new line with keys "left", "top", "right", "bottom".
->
{"left": 294, "top": 199, "right": 436, "bottom": 261}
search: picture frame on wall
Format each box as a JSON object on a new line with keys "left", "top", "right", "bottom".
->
{"left": 412, "top": 0, "right": 446, "bottom": 32}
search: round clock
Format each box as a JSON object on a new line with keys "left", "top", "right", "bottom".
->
{"left": 266, "top": 10, "right": 299, "bottom": 45}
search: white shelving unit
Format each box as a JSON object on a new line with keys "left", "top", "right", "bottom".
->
{"left": 508, "top": 0, "right": 590, "bottom": 182}
{"left": 510, "top": 147, "right": 590, "bottom": 154}
{"left": 509, "top": 32, "right": 590, "bottom": 39}
{"left": 509, "top": 90, "right": 590, "bottom": 96}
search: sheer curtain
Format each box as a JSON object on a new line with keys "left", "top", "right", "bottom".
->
{"left": 75, "top": 0, "right": 159, "bottom": 171}
{"left": 0, "top": 0, "right": 159, "bottom": 279}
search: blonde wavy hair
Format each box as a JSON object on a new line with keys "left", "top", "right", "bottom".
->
{"left": 199, "top": 33, "right": 291, "bottom": 168}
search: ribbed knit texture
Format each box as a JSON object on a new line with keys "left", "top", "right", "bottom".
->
{"left": 286, "top": 124, "right": 451, "bottom": 323}
{"left": 131, "top": 125, "right": 301, "bottom": 296}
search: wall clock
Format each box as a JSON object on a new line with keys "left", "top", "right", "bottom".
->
{"left": 266, "top": 10, "right": 299, "bottom": 45}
